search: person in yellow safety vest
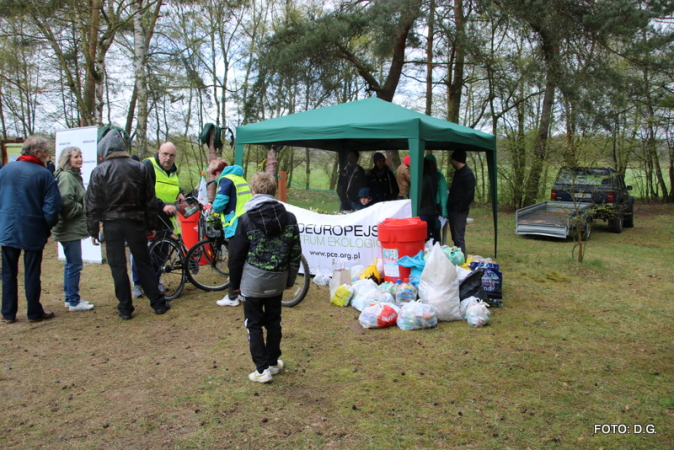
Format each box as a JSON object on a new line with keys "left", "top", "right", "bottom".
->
{"left": 132, "top": 142, "right": 185, "bottom": 298}
{"left": 206, "top": 160, "right": 252, "bottom": 307}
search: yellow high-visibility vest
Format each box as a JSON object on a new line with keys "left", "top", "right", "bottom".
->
{"left": 217, "top": 172, "right": 252, "bottom": 229}
{"left": 147, "top": 157, "right": 180, "bottom": 234}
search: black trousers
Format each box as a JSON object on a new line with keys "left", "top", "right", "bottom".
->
{"left": 103, "top": 219, "right": 167, "bottom": 315}
{"left": 448, "top": 209, "right": 469, "bottom": 256}
{"left": 243, "top": 294, "right": 283, "bottom": 373}
{"left": 1, "top": 246, "right": 45, "bottom": 321}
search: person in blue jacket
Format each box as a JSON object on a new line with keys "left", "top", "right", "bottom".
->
{"left": 206, "top": 159, "right": 253, "bottom": 307}
{"left": 0, "top": 136, "right": 62, "bottom": 324}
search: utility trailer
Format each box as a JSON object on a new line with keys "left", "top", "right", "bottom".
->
{"left": 515, "top": 201, "right": 593, "bottom": 240}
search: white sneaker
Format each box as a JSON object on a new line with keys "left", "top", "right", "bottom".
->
{"left": 132, "top": 285, "right": 143, "bottom": 298}
{"left": 248, "top": 368, "right": 272, "bottom": 383}
{"left": 269, "top": 360, "right": 284, "bottom": 375}
{"left": 158, "top": 281, "right": 167, "bottom": 293}
{"left": 216, "top": 296, "right": 240, "bottom": 307}
{"left": 65, "top": 300, "right": 91, "bottom": 308}
{"left": 69, "top": 302, "right": 95, "bottom": 311}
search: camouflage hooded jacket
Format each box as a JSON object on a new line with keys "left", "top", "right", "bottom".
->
{"left": 228, "top": 194, "right": 302, "bottom": 298}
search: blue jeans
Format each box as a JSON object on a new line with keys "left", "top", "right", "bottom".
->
{"left": 131, "top": 242, "right": 164, "bottom": 287}
{"left": 61, "top": 240, "right": 83, "bottom": 306}
{"left": 1, "top": 246, "right": 46, "bottom": 321}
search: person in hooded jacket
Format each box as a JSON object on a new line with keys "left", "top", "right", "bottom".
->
{"left": 53, "top": 146, "right": 94, "bottom": 312}
{"left": 366, "top": 152, "right": 399, "bottom": 204}
{"left": 207, "top": 160, "right": 253, "bottom": 307}
{"left": 228, "top": 172, "right": 302, "bottom": 383}
{"left": 86, "top": 129, "right": 170, "bottom": 320}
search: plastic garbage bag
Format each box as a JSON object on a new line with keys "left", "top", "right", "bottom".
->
{"left": 419, "top": 243, "right": 461, "bottom": 321}
{"left": 364, "top": 289, "right": 394, "bottom": 304}
{"left": 359, "top": 302, "right": 400, "bottom": 329}
{"left": 378, "top": 281, "right": 396, "bottom": 296}
{"left": 466, "top": 301, "right": 491, "bottom": 327}
{"left": 351, "top": 279, "right": 379, "bottom": 311}
{"left": 331, "top": 284, "right": 355, "bottom": 307}
{"left": 360, "top": 257, "right": 383, "bottom": 284}
{"left": 396, "top": 301, "right": 437, "bottom": 330}
{"left": 459, "top": 296, "right": 480, "bottom": 319}
{"left": 350, "top": 265, "right": 365, "bottom": 282}
{"left": 313, "top": 266, "right": 331, "bottom": 286}
{"left": 395, "top": 280, "right": 417, "bottom": 304}
{"left": 469, "top": 261, "right": 503, "bottom": 307}
{"left": 459, "top": 269, "right": 488, "bottom": 302}
{"left": 442, "top": 245, "right": 465, "bottom": 266}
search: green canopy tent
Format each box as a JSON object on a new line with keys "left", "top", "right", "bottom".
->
{"left": 234, "top": 97, "right": 498, "bottom": 256}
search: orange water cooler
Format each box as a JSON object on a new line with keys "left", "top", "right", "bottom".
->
{"left": 377, "top": 217, "right": 427, "bottom": 282}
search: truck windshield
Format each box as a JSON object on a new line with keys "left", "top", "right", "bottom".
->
{"left": 555, "top": 168, "right": 610, "bottom": 185}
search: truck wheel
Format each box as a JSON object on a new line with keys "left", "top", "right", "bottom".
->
{"left": 608, "top": 215, "right": 623, "bottom": 233}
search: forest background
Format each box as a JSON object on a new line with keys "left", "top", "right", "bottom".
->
{"left": 1, "top": 0, "right": 673, "bottom": 208}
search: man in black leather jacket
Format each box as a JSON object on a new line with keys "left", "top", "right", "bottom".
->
{"left": 86, "top": 129, "right": 170, "bottom": 320}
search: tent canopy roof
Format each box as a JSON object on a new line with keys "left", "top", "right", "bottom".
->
{"left": 236, "top": 97, "right": 496, "bottom": 153}
{"left": 234, "top": 97, "right": 498, "bottom": 256}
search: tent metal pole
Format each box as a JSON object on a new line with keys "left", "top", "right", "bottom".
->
{"left": 408, "top": 139, "right": 425, "bottom": 216}
{"left": 235, "top": 143, "right": 244, "bottom": 166}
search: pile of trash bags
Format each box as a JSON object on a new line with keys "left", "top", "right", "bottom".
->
{"left": 324, "top": 242, "right": 502, "bottom": 330}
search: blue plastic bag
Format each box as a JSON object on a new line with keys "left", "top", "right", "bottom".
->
{"left": 397, "top": 251, "right": 426, "bottom": 283}
{"left": 469, "top": 262, "right": 503, "bottom": 307}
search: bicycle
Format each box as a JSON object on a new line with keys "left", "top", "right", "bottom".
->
{"left": 146, "top": 191, "right": 205, "bottom": 301}
{"left": 184, "top": 208, "right": 310, "bottom": 307}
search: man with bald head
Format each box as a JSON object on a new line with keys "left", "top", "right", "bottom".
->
{"left": 132, "top": 142, "right": 185, "bottom": 298}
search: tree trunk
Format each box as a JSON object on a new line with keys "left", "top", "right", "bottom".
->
{"left": 329, "top": 156, "right": 339, "bottom": 190}
{"left": 132, "top": 0, "right": 148, "bottom": 155}
{"left": 425, "top": 0, "right": 435, "bottom": 116}
{"left": 130, "top": 0, "right": 163, "bottom": 154}
{"left": 305, "top": 148, "right": 311, "bottom": 189}
{"left": 523, "top": 30, "right": 558, "bottom": 207}
{"left": 267, "top": 147, "right": 278, "bottom": 175}
{"left": 447, "top": 0, "right": 465, "bottom": 124}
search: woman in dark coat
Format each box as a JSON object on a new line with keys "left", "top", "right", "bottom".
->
{"left": 418, "top": 158, "right": 441, "bottom": 242}
{"left": 367, "top": 152, "right": 399, "bottom": 204}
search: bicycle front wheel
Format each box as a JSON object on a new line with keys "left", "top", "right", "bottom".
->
{"left": 185, "top": 238, "right": 230, "bottom": 291}
{"left": 282, "top": 254, "right": 310, "bottom": 307}
{"left": 148, "top": 237, "right": 186, "bottom": 301}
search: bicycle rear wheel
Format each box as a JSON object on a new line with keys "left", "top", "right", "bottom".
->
{"left": 148, "top": 237, "right": 186, "bottom": 301}
{"left": 185, "top": 238, "right": 230, "bottom": 291}
{"left": 282, "top": 254, "right": 310, "bottom": 307}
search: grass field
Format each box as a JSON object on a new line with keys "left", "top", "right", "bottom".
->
{"left": 0, "top": 198, "right": 672, "bottom": 449}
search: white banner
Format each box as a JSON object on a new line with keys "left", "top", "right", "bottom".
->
{"left": 281, "top": 200, "right": 412, "bottom": 275}
{"left": 55, "top": 126, "right": 103, "bottom": 264}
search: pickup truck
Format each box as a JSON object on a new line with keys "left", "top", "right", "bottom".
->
{"left": 516, "top": 166, "right": 635, "bottom": 238}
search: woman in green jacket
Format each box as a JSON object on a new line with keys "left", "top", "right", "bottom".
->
{"left": 53, "top": 147, "right": 94, "bottom": 311}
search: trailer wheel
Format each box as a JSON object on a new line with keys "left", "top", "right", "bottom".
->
{"left": 582, "top": 218, "right": 592, "bottom": 241}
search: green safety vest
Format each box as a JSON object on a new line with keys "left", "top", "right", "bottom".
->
{"left": 147, "top": 157, "right": 181, "bottom": 234}
{"left": 217, "top": 172, "right": 252, "bottom": 229}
